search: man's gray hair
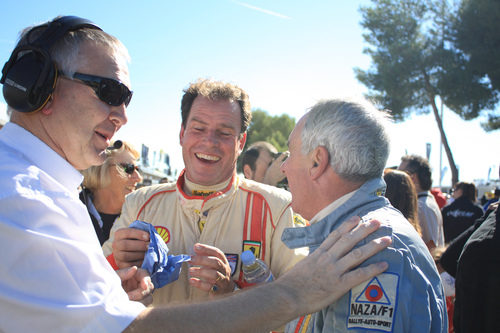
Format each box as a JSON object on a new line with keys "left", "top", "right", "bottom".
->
{"left": 7, "top": 18, "right": 130, "bottom": 115}
{"left": 301, "top": 98, "right": 391, "bottom": 182}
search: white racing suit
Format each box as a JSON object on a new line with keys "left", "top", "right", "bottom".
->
{"left": 103, "top": 171, "right": 307, "bottom": 305}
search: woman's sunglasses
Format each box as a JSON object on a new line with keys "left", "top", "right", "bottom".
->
{"left": 116, "top": 163, "right": 140, "bottom": 175}
{"left": 59, "top": 71, "right": 133, "bottom": 107}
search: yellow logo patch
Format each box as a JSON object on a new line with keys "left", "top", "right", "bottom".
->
{"left": 155, "top": 226, "right": 170, "bottom": 244}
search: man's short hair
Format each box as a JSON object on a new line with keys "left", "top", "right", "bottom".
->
{"left": 180, "top": 79, "right": 252, "bottom": 135}
{"left": 7, "top": 17, "right": 130, "bottom": 114}
{"left": 241, "top": 141, "right": 278, "bottom": 172}
{"left": 400, "top": 155, "right": 433, "bottom": 191}
{"left": 301, "top": 98, "right": 391, "bottom": 182}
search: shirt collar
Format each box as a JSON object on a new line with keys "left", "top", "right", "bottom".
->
{"left": 0, "top": 122, "right": 83, "bottom": 193}
{"left": 309, "top": 189, "right": 357, "bottom": 224}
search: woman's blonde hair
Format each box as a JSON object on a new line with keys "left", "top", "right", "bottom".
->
{"left": 81, "top": 140, "right": 140, "bottom": 191}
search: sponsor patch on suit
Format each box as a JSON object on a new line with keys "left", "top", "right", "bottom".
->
{"left": 347, "top": 272, "right": 399, "bottom": 332}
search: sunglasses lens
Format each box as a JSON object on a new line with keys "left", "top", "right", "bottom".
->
{"left": 100, "top": 79, "right": 132, "bottom": 107}
{"left": 118, "top": 163, "right": 135, "bottom": 174}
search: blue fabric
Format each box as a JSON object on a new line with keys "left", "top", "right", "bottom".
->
{"left": 129, "top": 220, "right": 191, "bottom": 289}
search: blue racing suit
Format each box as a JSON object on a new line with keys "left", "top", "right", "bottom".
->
{"left": 282, "top": 178, "right": 447, "bottom": 333}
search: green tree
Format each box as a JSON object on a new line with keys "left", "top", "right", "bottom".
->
{"left": 245, "top": 109, "right": 295, "bottom": 152}
{"left": 453, "top": 0, "right": 500, "bottom": 130}
{"left": 355, "top": 0, "right": 498, "bottom": 185}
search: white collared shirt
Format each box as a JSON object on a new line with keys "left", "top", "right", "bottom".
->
{"left": 0, "top": 122, "right": 144, "bottom": 332}
{"left": 309, "top": 190, "right": 357, "bottom": 224}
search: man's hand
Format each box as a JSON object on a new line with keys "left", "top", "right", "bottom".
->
{"left": 276, "top": 216, "right": 391, "bottom": 316}
{"left": 263, "top": 152, "right": 288, "bottom": 186}
{"left": 189, "top": 243, "right": 235, "bottom": 295}
{"left": 117, "top": 266, "right": 154, "bottom": 306}
{"left": 112, "top": 228, "right": 150, "bottom": 269}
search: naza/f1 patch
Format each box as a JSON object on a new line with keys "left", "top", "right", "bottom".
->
{"left": 347, "top": 272, "right": 400, "bottom": 332}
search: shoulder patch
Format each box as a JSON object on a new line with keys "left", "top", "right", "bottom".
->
{"left": 347, "top": 272, "right": 399, "bottom": 332}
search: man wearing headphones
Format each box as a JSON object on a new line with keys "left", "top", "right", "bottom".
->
{"left": 0, "top": 16, "right": 390, "bottom": 332}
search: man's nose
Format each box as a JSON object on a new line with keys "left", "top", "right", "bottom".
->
{"left": 109, "top": 104, "right": 128, "bottom": 128}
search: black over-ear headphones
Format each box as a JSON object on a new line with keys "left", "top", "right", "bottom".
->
{"left": 0, "top": 16, "right": 101, "bottom": 113}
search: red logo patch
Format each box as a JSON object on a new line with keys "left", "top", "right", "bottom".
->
{"left": 365, "top": 285, "right": 383, "bottom": 302}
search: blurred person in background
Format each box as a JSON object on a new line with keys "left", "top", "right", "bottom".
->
{"left": 399, "top": 154, "right": 445, "bottom": 251}
{"left": 442, "top": 182, "right": 483, "bottom": 244}
{"left": 383, "top": 169, "right": 422, "bottom": 237}
{"left": 483, "top": 187, "right": 500, "bottom": 212}
{"left": 432, "top": 246, "right": 456, "bottom": 333}
{"left": 80, "top": 140, "right": 142, "bottom": 245}
{"left": 431, "top": 187, "right": 448, "bottom": 209}
{"left": 454, "top": 193, "right": 499, "bottom": 331}
{"left": 241, "top": 141, "right": 288, "bottom": 187}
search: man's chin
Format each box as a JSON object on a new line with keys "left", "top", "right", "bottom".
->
{"left": 82, "top": 151, "right": 107, "bottom": 169}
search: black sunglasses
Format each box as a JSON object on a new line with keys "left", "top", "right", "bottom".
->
{"left": 59, "top": 71, "right": 133, "bottom": 107}
{"left": 116, "top": 163, "right": 140, "bottom": 175}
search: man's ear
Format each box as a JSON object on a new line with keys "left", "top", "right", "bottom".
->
{"left": 238, "top": 132, "right": 247, "bottom": 154}
{"left": 179, "top": 125, "right": 185, "bottom": 144}
{"left": 310, "top": 146, "right": 329, "bottom": 180}
{"left": 243, "top": 164, "right": 253, "bottom": 179}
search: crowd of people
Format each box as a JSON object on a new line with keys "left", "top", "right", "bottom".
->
{"left": 0, "top": 15, "right": 498, "bottom": 333}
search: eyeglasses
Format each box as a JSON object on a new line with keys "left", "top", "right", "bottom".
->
{"left": 59, "top": 71, "right": 133, "bottom": 107}
{"left": 115, "top": 163, "right": 140, "bottom": 175}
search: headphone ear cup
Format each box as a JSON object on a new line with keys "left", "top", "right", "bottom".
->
{"left": 2, "top": 16, "right": 101, "bottom": 113}
{"left": 2, "top": 49, "right": 56, "bottom": 113}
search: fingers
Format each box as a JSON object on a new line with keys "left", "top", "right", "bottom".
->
{"left": 264, "top": 153, "right": 288, "bottom": 185}
{"left": 124, "top": 268, "right": 154, "bottom": 303}
{"left": 313, "top": 218, "right": 389, "bottom": 273}
{"left": 189, "top": 266, "right": 224, "bottom": 286}
{"left": 188, "top": 270, "right": 225, "bottom": 292}
{"left": 339, "top": 239, "right": 391, "bottom": 287}
{"left": 115, "top": 227, "right": 150, "bottom": 242}
{"left": 116, "top": 266, "right": 138, "bottom": 281}
{"left": 112, "top": 228, "right": 149, "bottom": 268}
{"left": 330, "top": 218, "right": 383, "bottom": 260}
{"left": 336, "top": 235, "right": 391, "bottom": 274}
{"left": 276, "top": 151, "right": 289, "bottom": 163}
{"left": 192, "top": 243, "right": 227, "bottom": 259}
{"left": 189, "top": 243, "right": 234, "bottom": 294}
{"left": 275, "top": 217, "right": 391, "bottom": 314}
{"left": 127, "top": 280, "right": 154, "bottom": 301}
{"left": 313, "top": 216, "right": 363, "bottom": 255}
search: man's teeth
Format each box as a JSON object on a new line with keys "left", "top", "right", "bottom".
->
{"left": 196, "top": 153, "right": 220, "bottom": 161}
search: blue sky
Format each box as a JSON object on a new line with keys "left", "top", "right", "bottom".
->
{"left": 1, "top": 0, "right": 499, "bottom": 187}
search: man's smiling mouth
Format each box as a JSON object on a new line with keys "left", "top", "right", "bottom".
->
{"left": 195, "top": 153, "right": 220, "bottom": 162}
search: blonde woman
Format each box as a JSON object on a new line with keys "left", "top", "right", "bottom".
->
{"left": 80, "top": 140, "right": 142, "bottom": 244}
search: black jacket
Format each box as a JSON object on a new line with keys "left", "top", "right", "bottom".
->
{"left": 79, "top": 188, "right": 119, "bottom": 245}
{"left": 442, "top": 196, "right": 484, "bottom": 243}
{"left": 454, "top": 207, "right": 500, "bottom": 333}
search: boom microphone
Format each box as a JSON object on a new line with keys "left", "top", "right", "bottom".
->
{"left": 106, "top": 140, "right": 123, "bottom": 151}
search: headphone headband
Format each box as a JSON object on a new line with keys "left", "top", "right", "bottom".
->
{"left": 1, "top": 16, "right": 102, "bottom": 113}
